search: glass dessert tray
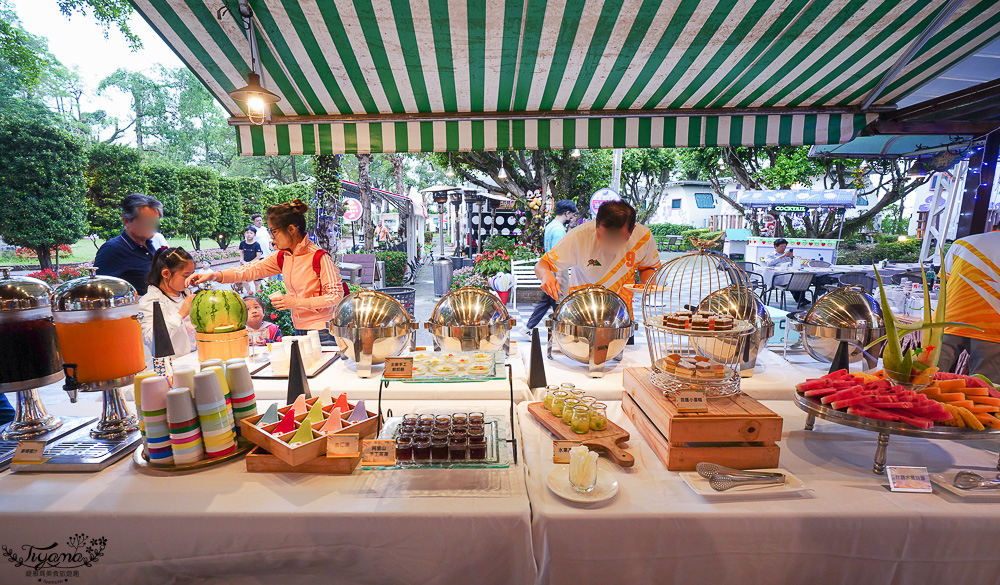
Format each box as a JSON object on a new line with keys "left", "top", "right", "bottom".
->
{"left": 362, "top": 415, "right": 511, "bottom": 470}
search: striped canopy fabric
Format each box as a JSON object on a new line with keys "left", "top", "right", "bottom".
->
{"left": 133, "top": 0, "right": 1000, "bottom": 155}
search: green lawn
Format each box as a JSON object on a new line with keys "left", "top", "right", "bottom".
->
{"left": 0, "top": 237, "right": 224, "bottom": 266}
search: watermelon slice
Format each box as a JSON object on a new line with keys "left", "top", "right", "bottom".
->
{"left": 848, "top": 405, "right": 899, "bottom": 422}
{"left": 831, "top": 395, "right": 876, "bottom": 410}
{"left": 804, "top": 387, "right": 838, "bottom": 397}
{"left": 797, "top": 379, "right": 833, "bottom": 392}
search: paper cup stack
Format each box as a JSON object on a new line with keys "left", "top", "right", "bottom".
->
{"left": 270, "top": 342, "right": 290, "bottom": 375}
{"left": 140, "top": 376, "right": 174, "bottom": 465}
{"left": 172, "top": 367, "right": 196, "bottom": 396}
{"left": 307, "top": 330, "right": 323, "bottom": 362}
{"left": 204, "top": 365, "right": 236, "bottom": 432}
{"left": 166, "top": 387, "right": 205, "bottom": 465}
{"left": 133, "top": 371, "right": 158, "bottom": 438}
{"left": 225, "top": 362, "right": 258, "bottom": 432}
{"left": 193, "top": 371, "right": 237, "bottom": 457}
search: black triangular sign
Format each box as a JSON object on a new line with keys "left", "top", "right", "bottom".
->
{"left": 528, "top": 328, "right": 547, "bottom": 389}
{"left": 151, "top": 301, "right": 175, "bottom": 358}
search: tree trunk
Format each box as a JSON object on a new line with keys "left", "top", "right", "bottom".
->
{"left": 392, "top": 154, "right": 404, "bottom": 196}
{"left": 35, "top": 247, "right": 53, "bottom": 271}
{"left": 290, "top": 155, "right": 298, "bottom": 183}
{"left": 190, "top": 235, "right": 201, "bottom": 251}
{"left": 358, "top": 154, "right": 375, "bottom": 252}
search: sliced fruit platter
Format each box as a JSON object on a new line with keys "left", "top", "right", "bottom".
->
{"left": 796, "top": 369, "right": 1000, "bottom": 432}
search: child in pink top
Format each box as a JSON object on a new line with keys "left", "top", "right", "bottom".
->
{"left": 189, "top": 199, "right": 343, "bottom": 342}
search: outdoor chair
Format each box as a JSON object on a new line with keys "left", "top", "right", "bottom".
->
{"left": 890, "top": 270, "right": 925, "bottom": 285}
{"left": 729, "top": 261, "right": 765, "bottom": 294}
{"left": 766, "top": 272, "right": 814, "bottom": 310}
{"left": 807, "top": 260, "right": 832, "bottom": 267}
{"left": 829, "top": 272, "right": 876, "bottom": 293}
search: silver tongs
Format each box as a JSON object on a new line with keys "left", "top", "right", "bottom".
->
{"left": 953, "top": 470, "right": 1000, "bottom": 490}
{"left": 696, "top": 462, "right": 786, "bottom": 492}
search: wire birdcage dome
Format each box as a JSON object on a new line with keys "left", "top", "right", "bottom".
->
{"left": 641, "top": 247, "right": 758, "bottom": 397}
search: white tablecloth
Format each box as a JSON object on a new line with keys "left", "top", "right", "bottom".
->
{"left": 519, "top": 400, "right": 1000, "bottom": 585}
{"left": 0, "top": 400, "right": 535, "bottom": 585}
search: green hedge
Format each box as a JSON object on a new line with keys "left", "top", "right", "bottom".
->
{"left": 837, "top": 239, "right": 921, "bottom": 265}
{"left": 647, "top": 222, "right": 697, "bottom": 237}
{"left": 376, "top": 250, "right": 407, "bottom": 286}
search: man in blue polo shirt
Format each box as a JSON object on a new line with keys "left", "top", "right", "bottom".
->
{"left": 94, "top": 194, "right": 164, "bottom": 294}
{"left": 525, "top": 199, "right": 577, "bottom": 331}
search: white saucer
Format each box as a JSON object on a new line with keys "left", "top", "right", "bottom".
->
{"left": 546, "top": 467, "right": 619, "bottom": 503}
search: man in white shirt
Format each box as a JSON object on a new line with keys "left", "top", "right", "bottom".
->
{"left": 525, "top": 200, "right": 577, "bottom": 330}
{"left": 252, "top": 213, "right": 272, "bottom": 255}
{"left": 535, "top": 200, "right": 660, "bottom": 317}
{"left": 762, "top": 238, "right": 794, "bottom": 267}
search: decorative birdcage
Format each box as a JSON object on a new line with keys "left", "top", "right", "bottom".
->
{"left": 641, "top": 245, "right": 758, "bottom": 398}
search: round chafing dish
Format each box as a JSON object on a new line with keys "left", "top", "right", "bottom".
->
{"left": 786, "top": 285, "right": 886, "bottom": 368}
{"left": 424, "top": 287, "right": 514, "bottom": 352}
{"left": 328, "top": 290, "right": 418, "bottom": 377}
{"left": 695, "top": 286, "right": 774, "bottom": 376}
{"left": 547, "top": 285, "right": 633, "bottom": 377}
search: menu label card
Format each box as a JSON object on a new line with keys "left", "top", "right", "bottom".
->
{"left": 886, "top": 466, "right": 932, "bottom": 492}
{"left": 676, "top": 391, "right": 708, "bottom": 413}
{"left": 384, "top": 357, "right": 413, "bottom": 379}
{"left": 553, "top": 440, "right": 582, "bottom": 464}
{"left": 361, "top": 439, "right": 396, "bottom": 466}
{"left": 12, "top": 440, "right": 46, "bottom": 464}
{"left": 326, "top": 434, "right": 360, "bottom": 458}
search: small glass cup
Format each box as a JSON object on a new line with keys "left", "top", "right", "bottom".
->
{"left": 449, "top": 436, "right": 467, "bottom": 461}
{"left": 561, "top": 398, "right": 580, "bottom": 425}
{"left": 569, "top": 389, "right": 586, "bottom": 400}
{"left": 395, "top": 437, "right": 413, "bottom": 461}
{"left": 434, "top": 414, "right": 452, "bottom": 429}
{"left": 579, "top": 396, "right": 597, "bottom": 408}
{"left": 412, "top": 436, "right": 431, "bottom": 461}
{"left": 418, "top": 414, "right": 435, "bottom": 425}
{"left": 430, "top": 437, "right": 449, "bottom": 461}
{"left": 550, "top": 391, "right": 568, "bottom": 416}
{"left": 469, "top": 412, "right": 485, "bottom": 425}
{"left": 570, "top": 406, "right": 591, "bottom": 434}
{"left": 468, "top": 435, "right": 487, "bottom": 460}
{"left": 560, "top": 383, "right": 576, "bottom": 392}
{"left": 401, "top": 414, "right": 419, "bottom": 428}
{"left": 452, "top": 413, "right": 468, "bottom": 426}
{"left": 543, "top": 385, "right": 560, "bottom": 409}
{"left": 589, "top": 403, "right": 608, "bottom": 431}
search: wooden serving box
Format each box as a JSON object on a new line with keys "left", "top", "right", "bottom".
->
{"left": 239, "top": 397, "right": 378, "bottom": 467}
{"left": 623, "top": 367, "right": 782, "bottom": 471}
{"left": 245, "top": 446, "right": 361, "bottom": 474}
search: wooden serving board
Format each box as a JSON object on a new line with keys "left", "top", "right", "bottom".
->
{"left": 250, "top": 351, "right": 340, "bottom": 379}
{"left": 245, "top": 446, "right": 360, "bottom": 474}
{"left": 527, "top": 402, "right": 634, "bottom": 467}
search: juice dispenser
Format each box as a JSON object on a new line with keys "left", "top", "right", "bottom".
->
{"left": 0, "top": 269, "right": 93, "bottom": 470}
{"left": 17, "top": 269, "right": 146, "bottom": 471}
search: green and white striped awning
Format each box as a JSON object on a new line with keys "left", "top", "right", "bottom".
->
{"left": 133, "top": 0, "right": 1000, "bottom": 155}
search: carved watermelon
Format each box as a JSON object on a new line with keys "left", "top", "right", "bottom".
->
{"left": 190, "top": 289, "right": 247, "bottom": 333}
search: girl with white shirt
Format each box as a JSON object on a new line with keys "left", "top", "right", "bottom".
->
{"left": 139, "top": 247, "right": 197, "bottom": 368}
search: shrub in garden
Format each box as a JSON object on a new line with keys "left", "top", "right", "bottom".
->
{"left": 376, "top": 250, "right": 407, "bottom": 286}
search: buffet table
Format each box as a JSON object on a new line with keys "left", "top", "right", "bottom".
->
{"left": 0, "top": 399, "right": 535, "bottom": 585}
{"left": 519, "top": 399, "right": 1000, "bottom": 585}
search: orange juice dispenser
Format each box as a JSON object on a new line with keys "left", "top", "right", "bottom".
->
{"left": 24, "top": 269, "right": 145, "bottom": 471}
{"left": 0, "top": 269, "right": 94, "bottom": 471}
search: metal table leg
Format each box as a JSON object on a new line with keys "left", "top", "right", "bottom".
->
{"left": 873, "top": 432, "right": 890, "bottom": 475}
{"left": 804, "top": 413, "right": 816, "bottom": 431}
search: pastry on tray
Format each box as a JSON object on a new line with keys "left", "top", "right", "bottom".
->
{"left": 432, "top": 364, "right": 459, "bottom": 377}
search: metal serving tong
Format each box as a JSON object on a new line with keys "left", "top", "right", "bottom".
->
{"left": 696, "top": 462, "right": 786, "bottom": 492}
{"left": 953, "top": 470, "right": 1000, "bottom": 490}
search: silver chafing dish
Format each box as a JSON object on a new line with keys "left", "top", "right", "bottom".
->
{"left": 328, "top": 290, "right": 418, "bottom": 378}
{"left": 786, "top": 285, "right": 886, "bottom": 369}
{"left": 546, "top": 285, "right": 633, "bottom": 378}
{"left": 424, "top": 287, "right": 515, "bottom": 353}
{"left": 696, "top": 286, "right": 774, "bottom": 377}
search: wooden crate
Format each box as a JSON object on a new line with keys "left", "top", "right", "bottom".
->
{"left": 245, "top": 446, "right": 360, "bottom": 474}
{"left": 622, "top": 367, "right": 782, "bottom": 471}
{"left": 239, "top": 397, "right": 378, "bottom": 467}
